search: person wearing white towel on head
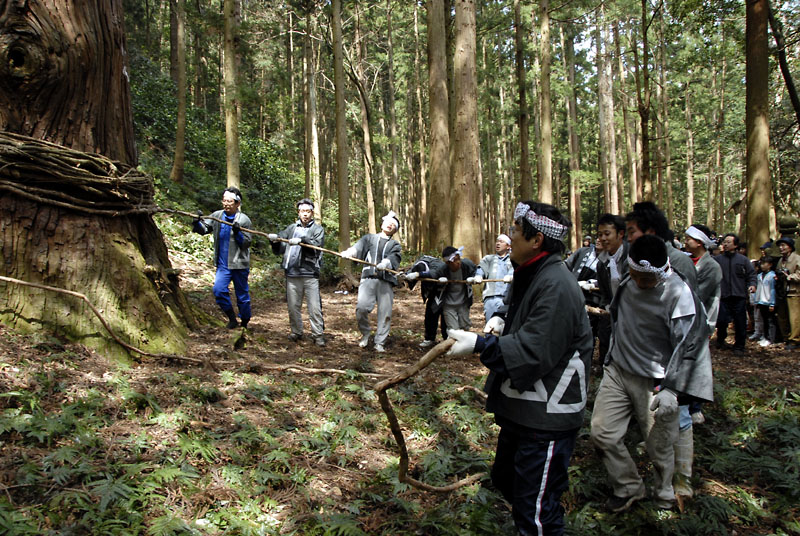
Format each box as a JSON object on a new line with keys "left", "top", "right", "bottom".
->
{"left": 468, "top": 234, "right": 513, "bottom": 323}
{"left": 340, "top": 211, "right": 402, "bottom": 353}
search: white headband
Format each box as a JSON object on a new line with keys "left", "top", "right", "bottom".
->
{"left": 223, "top": 191, "right": 241, "bottom": 203}
{"left": 382, "top": 210, "right": 400, "bottom": 230}
{"left": 685, "top": 225, "right": 713, "bottom": 248}
{"left": 445, "top": 246, "right": 464, "bottom": 262}
{"left": 514, "top": 203, "right": 569, "bottom": 241}
{"left": 497, "top": 234, "right": 511, "bottom": 246}
{"left": 627, "top": 256, "right": 672, "bottom": 283}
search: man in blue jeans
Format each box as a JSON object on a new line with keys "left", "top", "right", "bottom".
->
{"left": 715, "top": 233, "right": 757, "bottom": 354}
{"left": 193, "top": 187, "right": 252, "bottom": 329}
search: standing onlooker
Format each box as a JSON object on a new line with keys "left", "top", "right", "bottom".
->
{"left": 340, "top": 212, "right": 402, "bottom": 353}
{"left": 714, "top": 233, "right": 757, "bottom": 354}
{"left": 192, "top": 187, "right": 252, "bottom": 329}
{"left": 754, "top": 256, "right": 778, "bottom": 347}
{"left": 776, "top": 237, "right": 800, "bottom": 350}
{"left": 596, "top": 214, "right": 629, "bottom": 361}
{"left": 446, "top": 201, "right": 592, "bottom": 535}
{"left": 469, "top": 234, "right": 513, "bottom": 323}
{"left": 590, "top": 235, "right": 712, "bottom": 512}
{"left": 269, "top": 198, "right": 325, "bottom": 346}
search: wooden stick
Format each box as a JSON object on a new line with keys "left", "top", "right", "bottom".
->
{"left": 373, "top": 338, "right": 487, "bottom": 492}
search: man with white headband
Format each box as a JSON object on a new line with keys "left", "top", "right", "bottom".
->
{"left": 192, "top": 187, "right": 252, "bottom": 329}
{"left": 340, "top": 211, "right": 402, "bottom": 353}
{"left": 268, "top": 198, "right": 326, "bottom": 346}
{"left": 445, "top": 200, "right": 592, "bottom": 535}
{"left": 591, "top": 235, "right": 713, "bottom": 512}
{"left": 467, "top": 234, "right": 513, "bottom": 323}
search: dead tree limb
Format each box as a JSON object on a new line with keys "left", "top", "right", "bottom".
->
{"left": 374, "top": 338, "right": 487, "bottom": 492}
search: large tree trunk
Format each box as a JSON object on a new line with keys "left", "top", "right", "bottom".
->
{"left": 222, "top": 0, "right": 240, "bottom": 187}
{"left": 685, "top": 82, "right": 695, "bottom": 228}
{"left": 614, "top": 21, "right": 638, "bottom": 208}
{"left": 561, "top": 25, "right": 582, "bottom": 251}
{"left": 427, "top": 0, "right": 452, "bottom": 252}
{"left": 451, "top": 0, "right": 482, "bottom": 262}
{"left": 746, "top": 0, "right": 772, "bottom": 259}
{"left": 0, "top": 0, "right": 194, "bottom": 357}
{"left": 386, "top": 0, "right": 401, "bottom": 228}
{"left": 303, "top": 9, "right": 322, "bottom": 220}
{"left": 353, "top": 5, "right": 377, "bottom": 234}
{"left": 633, "top": 0, "right": 653, "bottom": 200}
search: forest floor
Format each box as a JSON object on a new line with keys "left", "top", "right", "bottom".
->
{"left": 0, "top": 248, "right": 799, "bottom": 535}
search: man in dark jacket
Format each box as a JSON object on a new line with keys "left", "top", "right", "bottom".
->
{"left": 714, "top": 233, "right": 757, "bottom": 354}
{"left": 192, "top": 187, "right": 253, "bottom": 329}
{"left": 446, "top": 201, "right": 592, "bottom": 536}
{"left": 404, "top": 255, "right": 448, "bottom": 348}
{"left": 269, "top": 198, "right": 325, "bottom": 346}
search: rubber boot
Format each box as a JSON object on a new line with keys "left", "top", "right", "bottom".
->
{"left": 673, "top": 427, "right": 694, "bottom": 499}
{"left": 224, "top": 309, "right": 238, "bottom": 329}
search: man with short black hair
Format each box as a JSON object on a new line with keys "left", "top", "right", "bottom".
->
{"left": 468, "top": 235, "right": 513, "bottom": 322}
{"left": 596, "top": 213, "right": 628, "bottom": 360}
{"left": 269, "top": 198, "right": 326, "bottom": 346}
{"left": 714, "top": 233, "right": 757, "bottom": 354}
{"left": 446, "top": 201, "right": 592, "bottom": 535}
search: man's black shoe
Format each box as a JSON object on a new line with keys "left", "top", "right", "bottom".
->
{"left": 605, "top": 487, "right": 646, "bottom": 513}
{"left": 732, "top": 347, "right": 746, "bottom": 356}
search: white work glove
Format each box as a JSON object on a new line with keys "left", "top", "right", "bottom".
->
{"left": 405, "top": 271, "right": 420, "bottom": 281}
{"left": 288, "top": 237, "right": 302, "bottom": 245}
{"left": 466, "top": 276, "right": 475, "bottom": 284}
{"left": 483, "top": 316, "right": 505, "bottom": 336}
{"left": 438, "top": 277, "right": 448, "bottom": 283}
{"left": 267, "top": 233, "right": 278, "bottom": 242}
{"left": 650, "top": 388, "right": 678, "bottom": 419}
{"left": 376, "top": 258, "right": 392, "bottom": 271}
{"left": 473, "top": 275, "right": 483, "bottom": 284}
{"left": 503, "top": 274, "right": 513, "bottom": 283}
{"left": 446, "top": 329, "right": 478, "bottom": 356}
{"left": 340, "top": 247, "right": 357, "bottom": 259}
{"left": 578, "top": 280, "right": 592, "bottom": 291}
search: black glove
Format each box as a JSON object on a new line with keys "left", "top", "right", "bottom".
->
{"left": 232, "top": 222, "right": 241, "bottom": 234}
{"left": 193, "top": 210, "right": 203, "bottom": 224}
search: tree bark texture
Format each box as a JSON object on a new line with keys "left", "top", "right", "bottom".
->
{"left": 451, "top": 0, "right": 483, "bottom": 263}
{"left": 333, "top": 0, "right": 350, "bottom": 258}
{"left": 0, "top": 0, "right": 193, "bottom": 357}
{"left": 538, "top": 0, "right": 553, "bottom": 204}
{"left": 427, "top": 0, "right": 452, "bottom": 252}
{"left": 514, "top": 0, "right": 532, "bottom": 201}
{"left": 746, "top": 0, "right": 772, "bottom": 259}
{"left": 223, "top": 0, "right": 240, "bottom": 188}
{"left": 561, "top": 25, "right": 582, "bottom": 251}
{"left": 170, "top": 0, "right": 187, "bottom": 184}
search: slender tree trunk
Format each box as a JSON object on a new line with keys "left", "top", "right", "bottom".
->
{"left": 386, "top": 0, "right": 400, "bottom": 224}
{"left": 597, "top": 11, "right": 619, "bottom": 214}
{"left": 714, "top": 45, "right": 727, "bottom": 231}
{"left": 427, "top": 0, "right": 452, "bottom": 252}
{"left": 538, "top": 0, "right": 552, "bottom": 203}
{"left": 451, "top": 0, "right": 482, "bottom": 262}
{"left": 287, "top": 10, "right": 296, "bottom": 133}
{"left": 614, "top": 21, "right": 638, "bottom": 206}
{"left": 658, "top": 10, "right": 673, "bottom": 223}
{"left": 768, "top": 4, "right": 800, "bottom": 126}
{"left": 170, "top": 0, "right": 179, "bottom": 83}
{"left": 561, "top": 25, "right": 582, "bottom": 250}
{"left": 413, "top": 2, "right": 427, "bottom": 248}
{"left": 685, "top": 82, "right": 695, "bottom": 227}
{"left": 333, "top": 0, "right": 349, "bottom": 255}
{"left": 514, "top": 0, "right": 532, "bottom": 200}
{"left": 223, "top": 0, "right": 240, "bottom": 187}
{"left": 304, "top": 10, "right": 322, "bottom": 220}
{"left": 353, "top": 6, "right": 377, "bottom": 234}
{"left": 633, "top": 0, "right": 653, "bottom": 200}
{"left": 746, "top": 0, "right": 772, "bottom": 258}
{"left": 170, "top": 0, "right": 187, "bottom": 184}
{"left": 0, "top": 0, "right": 193, "bottom": 356}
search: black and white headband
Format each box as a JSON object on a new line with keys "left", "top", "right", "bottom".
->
{"left": 514, "top": 202, "right": 569, "bottom": 241}
{"left": 223, "top": 191, "right": 242, "bottom": 203}
{"left": 627, "top": 256, "right": 672, "bottom": 283}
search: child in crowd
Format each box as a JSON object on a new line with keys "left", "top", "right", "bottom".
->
{"left": 754, "top": 256, "right": 778, "bottom": 347}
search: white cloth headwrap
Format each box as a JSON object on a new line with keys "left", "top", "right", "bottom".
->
{"left": 685, "top": 225, "right": 713, "bottom": 248}
{"left": 627, "top": 256, "right": 672, "bottom": 283}
{"left": 446, "top": 246, "right": 464, "bottom": 262}
{"left": 497, "top": 234, "right": 511, "bottom": 245}
{"left": 223, "top": 190, "right": 241, "bottom": 203}
{"left": 382, "top": 210, "right": 400, "bottom": 230}
{"left": 513, "top": 203, "right": 569, "bottom": 241}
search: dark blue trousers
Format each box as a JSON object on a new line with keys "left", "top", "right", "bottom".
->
{"left": 716, "top": 296, "right": 747, "bottom": 349}
{"left": 492, "top": 426, "right": 577, "bottom": 536}
{"left": 213, "top": 266, "right": 251, "bottom": 322}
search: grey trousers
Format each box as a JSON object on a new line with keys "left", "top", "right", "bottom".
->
{"left": 356, "top": 278, "right": 394, "bottom": 345}
{"left": 443, "top": 303, "right": 472, "bottom": 331}
{"left": 286, "top": 276, "right": 324, "bottom": 338}
{"left": 590, "top": 361, "right": 678, "bottom": 503}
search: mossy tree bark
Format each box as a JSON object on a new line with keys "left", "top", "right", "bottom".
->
{"left": 0, "top": 0, "right": 195, "bottom": 358}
